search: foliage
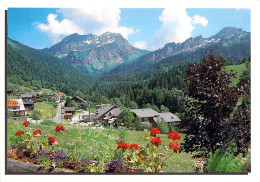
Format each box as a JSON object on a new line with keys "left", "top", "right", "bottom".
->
{"left": 31, "top": 110, "right": 42, "bottom": 120}
{"left": 157, "top": 121, "right": 170, "bottom": 134}
{"left": 183, "top": 54, "right": 249, "bottom": 155}
{"left": 206, "top": 144, "right": 249, "bottom": 173}
{"left": 132, "top": 117, "right": 146, "bottom": 131}
{"left": 118, "top": 107, "right": 135, "bottom": 128}
{"left": 160, "top": 105, "right": 169, "bottom": 112}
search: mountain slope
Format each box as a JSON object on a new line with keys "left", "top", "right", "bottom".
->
{"left": 42, "top": 32, "right": 150, "bottom": 74}
{"left": 108, "top": 27, "right": 250, "bottom": 76}
{"left": 7, "top": 38, "right": 96, "bottom": 94}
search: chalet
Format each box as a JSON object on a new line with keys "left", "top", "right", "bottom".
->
{"left": 154, "top": 112, "right": 181, "bottom": 123}
{"left": 48, "top": 93, "right": 63, "bottom": 103}
{"left": 7, "top": 99, "right": 26, "bottom": 120}
{"left": 20, "top": 93, "right": 35, "bottom": 110}
{"left": 96, "top": 104, "right": 112, "bottom": 109}
{"left": 63, "top": 107, "right": 76, "bottom": 119}
{"left": 95, "top": 105, "right": 118, "bottom": 121}
{"left": 7, "top": 88, "right": 14, "bottom": 96}
{"left": 131, "top": 108, "right": 160, "bottom": 126}
{"left": 103, "top": 107, "right": 123, "bottom": 125}
{"left": 72, "top": 96, "right": 87, "bottom": 106}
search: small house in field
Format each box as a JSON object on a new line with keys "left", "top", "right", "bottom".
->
{"left": 95, "top": 105, "right": 118, "bottom": 121}
{"left": 7, "top": 99, "right": 26, "bottom": 121}
{"left": 63, "top": 107, "right": 76, "bottom": 119}
{"left": 131, "top": 108, "right": 160, "bottom": 126}
{"left": 20, "top": 93, "right": 35, "bottom": 110}
{"left": 154, "top": 112, "right": 181, "bottom": 130}
{"left": 48, "top": 93, "right": 63, "bottom": 103}
{"left": 72, "top": 96, "right": 87, "bottom": 107}
{"left": 103, "top": 107, "right": 123, "bottom": 125}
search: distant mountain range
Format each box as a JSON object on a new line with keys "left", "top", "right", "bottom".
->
{"left": 108, "top": 27, "right": 250, "bottom": 76}
{"left": 7, "top": 27, "right": 250, "bottom": 92}
{"left": 42, "top": 32, "right": 149, "bottom": 74}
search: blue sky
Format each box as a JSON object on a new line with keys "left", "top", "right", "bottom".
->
{"left": 8, "top": 8, "right": 250, "bottom": 50}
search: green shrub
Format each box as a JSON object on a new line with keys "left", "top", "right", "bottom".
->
{"left": 157, "top": 121, "right": 169, "bottom": 134}
{"left": 206, "top": 145, "right": 248, "bottom": 173}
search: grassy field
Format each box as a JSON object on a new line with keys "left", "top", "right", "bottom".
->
{"left": 225, "top": 63, "right": 247, "bottom": 87}
{"left": 27, "top": 101, "right": 57, "bottom": 119}
{"left": 7, "top": 119, "right": 195, "bottom": 173}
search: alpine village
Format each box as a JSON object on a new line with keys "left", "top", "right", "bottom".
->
{"left": 7, "top": 27, "right": 251, "bottom": 174}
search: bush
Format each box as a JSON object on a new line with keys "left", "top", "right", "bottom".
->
{"left": 157, "top": 121, "right": 169, "bottom": 134}
{"left": 133, "top": 117, "right": 146, "bottom": 131}
{"left": 206, "top": 145, "right": 248, "bottom": 173}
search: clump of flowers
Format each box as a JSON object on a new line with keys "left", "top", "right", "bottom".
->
{"left": 129, "top": 143, "right": 139, "bottom": 150}
{"left": 48, "top": 136, "right": 56, "bottom": 145}
{"left": 151, "top": 137, "right": 162, "bottom": 147}
{"left": 56, "top": 125, "right": 65, "bottom": 133}
{"left": 169, "top": 140, "right": 180, "bottom": 152}
{"left": 117, "top": 141, "right": 129, "bottom": 150}
{"left": 168, "top": 131, "right": 181, "bottom": 140}
{"left": 150, "top": 128, "right": 160, "bottom": 137}
{"left": 53, "top": 150, "right": 67, "bottom": 165}
{"left": 22, "top": 121, "right": 30, "bottom": 127}
{"left": 106, "top": 160, "right": 124, "bottom": 172}
{"left": 15, "top": 130, "right": 24, "bottom": 136}
{"left": 33, "top": 129, "right": 41, "bottom": 137}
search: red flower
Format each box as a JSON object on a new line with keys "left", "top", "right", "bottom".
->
{"left": 22, "top": 121, "right": 30, "bottom": 127}
{"left": 169, "top": 140, "right": 180, "bottom": 152}
{"left": 48, "top": 136, "right": 56, "bottom": 145}
{"left": 117, "top": 141, "right": 129, "bottom": 150}
{"left": 168, "top": 131, "right": 181, "bottom": 140}
{"left": 151, "top": 137, "right": 162, "bottom": 147}
{"left": 150, "top": 128, "right": 160, "bottom": 137}
{"left": 56, "top": 125, "right": 65, "bottom": 133}
{"left": 130, "top": 143, "right": 139, "bottom": 150}
{"left": 33, "top": 129, "right": 42, "bottom": 137}
{"left": 15, "top": 130, "right": 24, "bottom": 136}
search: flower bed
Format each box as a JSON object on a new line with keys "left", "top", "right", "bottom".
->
{"left": 7, "top": 120, "right": 187, "bottom": 173}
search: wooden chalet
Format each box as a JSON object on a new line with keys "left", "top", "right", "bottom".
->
{"left": 7, "top": 99, "right": 26, "bottom": 121}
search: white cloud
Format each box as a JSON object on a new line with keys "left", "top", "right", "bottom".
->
{"left": 134, "top": 41, "right": 148, "bottom": 50}
{"left": 37, "top": 8, "right": 135, "bottom": 44}
{"left": 37, "top": 14, "right": 84, "bottom": 44}
{"left": 149, "top": 8, "right": 208, "bottom": 50}
{"left": 192, "top": 15, "right": 208, "bottom": 26}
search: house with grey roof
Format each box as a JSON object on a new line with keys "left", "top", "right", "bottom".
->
{"left": 72, "top": 96, "right": 87, "bottom": 107}
{"left": 95, "top": 105, "right": 118, "bottom": 121}
{"left": 131, "top": 108, "right": 161, "bottom": 126}
{"left": 154, "top": 112, "right": 181, "bottom": 123}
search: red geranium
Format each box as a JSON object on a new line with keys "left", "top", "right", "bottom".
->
{"left": 151, "top": 137, "right": 162, "bottom": 147}
{"left": 22, "top": 121, "right": 30, "bottom": 127}
{"left": 150, "top": 128, "right": 160, "bottom": 137}
{"left": 117, "top": 141, "right": 129, "bottom": 150}
{"left": 56, "top": 125, "right": 65, "bottom": 133}
{"left": 168, "top": 131, "right": 181, "bottom": 140}
{"left": 15, "top": 130, "right": 24, "bottom": 136}
{"left": 48, "top": 136, "right": 56, "bottom": 145}
{"left": 33, "top": 129, "right": 42, "bottom": 137}
{"left": 129, "top": 143, "right": 139, "bottom": 150}
{"left": 169, "top": 140, "right": 180, "bottom": 152}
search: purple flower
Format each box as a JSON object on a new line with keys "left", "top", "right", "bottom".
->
{"left": 53, "top": 150, "right": 67, "bottom": 164}
{"left": 107, "top": 160, "right": 123, "bottom": 172}
{"left": 36, "top": 150, "right": 51, "bottom": 159}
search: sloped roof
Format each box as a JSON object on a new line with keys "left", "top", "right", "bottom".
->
{"left": 20, "top": 93, "right": 33, "bottom": 98}
{"left": 56, "top": 93, "right": 63, "bottom": 97}
{"left": 154, "top": 112, "right": 181, "bottom": 123}
{"left": 7, "top": 99, "right": 25, "bottom": 110}
{"left": 64, "top": 107, "right": 76, "bottom": 112}
{"left": 104, "top": 107, "right": 123, "bottom": 119}
{"left": 7, "top": 99, "right": 18, "bottom": 107}
{"left": 131, "top": 108, "right": 160, "bottom": 118}
{"left": 72, "top": 96, "right": 87, "bottom": 103}
{"left": 96, "top": 105, "right": 117, "bottom": 118}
